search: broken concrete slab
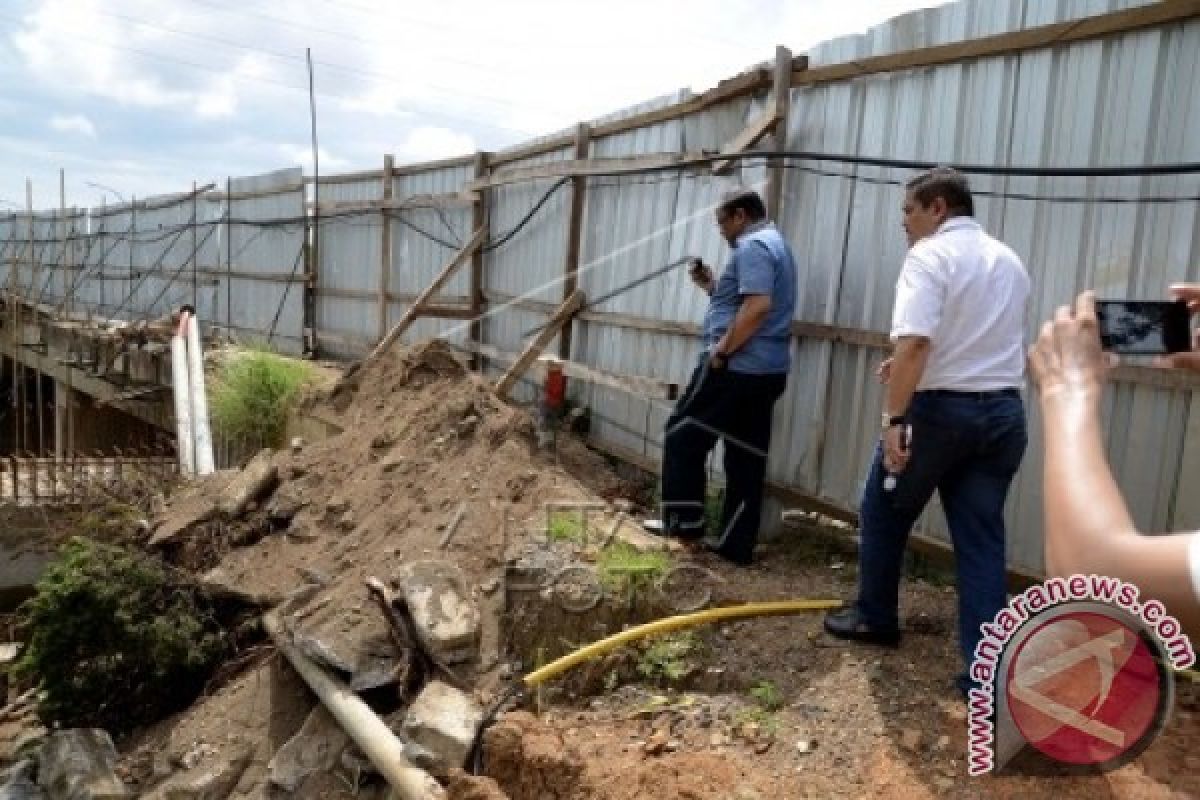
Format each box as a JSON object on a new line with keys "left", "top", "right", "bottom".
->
{"left": 141, "top": 743, "right": 253, "bottom": 800}
{"left": 0, "top": 759, "right": 44, "bottom": 800}
{"left": 217, "top": 450, "right": 278, "bottom": 517}
{"left": 197, "top": 568, "right": 282, "bottom": 609}
{"left": 148, "top": 472, "right": 236, "bottom": 548}
{"left": 267, "top": 707, "right": 349, "bottom": 793}
{"left": 401, "top": 681, "right": 483, "bottom": 773}
{"left": 37, "top": 729, "right": 129, "bottom": 799}
{"left": 396, "top": 561, "right": 481, "bottom": 665}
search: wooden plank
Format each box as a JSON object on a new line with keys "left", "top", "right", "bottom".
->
{"left": 469, "top": 152, "right": 490, "bottom": 370}
{"left": 366, "top": 227, "right": 486, "bottom": 362}
{"left": 560, "top": 123, "right": 591, "bottom": 361}
{"left": 452, "top": 339, "right": 677, "bottom": 399}
{"left": 391, "top": 153, "right": 476, "bottom": 175}
{"left": 489, "top": 64, "right": 787, "bottom": 167}
{"left": 766, "top": 45, "right": 792, "bottom": 220}
{"left": 711, "top": 109, "right": 781, "bottom": 175}
{"left": 319, "top": 286, "right": 471, "bottom": 305}
{"left": 791, "top": 0, "right": 1200, "bottom": 87}
{"left": 311, "top": 193, "right": 477, "bottom": 214}
{"left": 379, "top": 154, "right": 394, "bottom": 340}
{"left": 495, "top": 290, "right": 584, "bottom": 399}
{"left": 468, "top": 153, "right": 707, "bottom": 190}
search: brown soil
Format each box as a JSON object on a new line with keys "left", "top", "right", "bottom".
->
{"left": 20, "top": 339, "right": 1193, "bottom": 799}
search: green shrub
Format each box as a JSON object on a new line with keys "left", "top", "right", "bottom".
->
{"left": 210, "top": 348, "right": 312, "bottom": 447}
{"left": 16, "top": 538, "right": 229, "bottom": 733}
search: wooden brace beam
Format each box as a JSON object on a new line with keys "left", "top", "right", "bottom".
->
{"left": 711, "top": 109, "right": 781, "bottom": 175}
{"left": 366, "top": 227, "right": 486, "bottom": 364}
{"left": 495, "top": 289, "right": 584, "bottom": 399}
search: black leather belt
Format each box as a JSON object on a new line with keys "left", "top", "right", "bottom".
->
{"left": 920, "top": 388, "right": 1020, "bottom": 400}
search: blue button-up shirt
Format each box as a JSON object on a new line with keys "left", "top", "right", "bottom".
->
{"left": 702, "top": 221, "right": 797, "bottom": 374}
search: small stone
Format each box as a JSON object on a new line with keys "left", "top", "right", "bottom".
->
{"left": 936, "top": 735, "right": 950, "bottom": 750}
{"left": 402, "top": 681, "right": 484, "bottom": 771}
{"left": 899, "top": 728, "right": 924, "bottom": 752}
{"left": 326, "top": 496, "right": 350, "bottom": 514}
{"left": 709, "top": 733, "right": 728, "bottom": 747}
{"left": 371, "top": 432, "right": 394, "bottom": 449}
{"left": 642, "top": 731, "right": 669, "bottom": 756}
{"left": 290, "top": 437, "right": 305, "bottom": 453}
{"left": 339, "top": 511, "right": 356, "bottom": 531}
{"left": 665, "top": 739, "right": 681, "bottom": 753}
{"left": 795, "top": 739, "right": 816, "bottom": 754}
{"left": 480, "top": 577, "right": 501, "bottom": 595}
{"left": 733, "top": 787, "right": 763, "bottom": 800}
{"left": 754, "top": 739, "right": 772, "bottom": 754}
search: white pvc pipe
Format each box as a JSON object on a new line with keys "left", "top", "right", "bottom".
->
{"left": 186, "top": 314, "right": 215, "bottom": 476}
{"left": 263, "top": 613, "right": 446, "bottom": 799}
{"left": 171, "top": 312, "right": 195, "bottom": 476}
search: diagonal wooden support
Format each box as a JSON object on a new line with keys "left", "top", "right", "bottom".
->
{"left": 366, "top": 227, "right": 486, "bottom": 364}
{"left": 495, "top": 289, "right": 584, "bottom": 400}
{"left": 711, "top": 109, "right": 781, "bottom": 175}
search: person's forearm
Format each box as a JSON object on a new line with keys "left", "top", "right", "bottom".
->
{"left": 886, "top": 338, "right": 930, "bottom": 416}
{"left": 718, "top": 299, "right": 770, "bottom": 354}
{"left": 1041, "top": 391, "right": 1137, "bottom": 576}
{"left": 1041, "top": 391, "right": 1199, "bottom": 636}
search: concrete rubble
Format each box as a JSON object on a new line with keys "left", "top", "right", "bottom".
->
{"left": 216, "top": 450, "right": 278, "bottom": 518}
{"left": 401, "top": 682, "right": 484, "bottom": 774}
{"left": 267, "top": 708, "right": 349, "bottom": 793}
{"left": 36, "top": 730, "right": 128, "bottom": 800}
{"left": 396, "top": 562, "right": 481, "bottom": 665}
{"left": 141, "top": 743, "right": 252, "bottom": 800}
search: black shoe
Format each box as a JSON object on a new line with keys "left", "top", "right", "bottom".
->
{"left": 823, "top": 607, "right": 901, "bottom": 647}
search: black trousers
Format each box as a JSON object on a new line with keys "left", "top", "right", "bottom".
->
{"left": 660, "top": 362, "right": 787, "bottom": 564}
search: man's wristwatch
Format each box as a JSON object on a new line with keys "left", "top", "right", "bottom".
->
{"left": 881, "top": 412, "right": 906, "bottom": 431}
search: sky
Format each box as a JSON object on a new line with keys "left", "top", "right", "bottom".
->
{"left": 0, "top": 0, "right": 954, "bottom": 211}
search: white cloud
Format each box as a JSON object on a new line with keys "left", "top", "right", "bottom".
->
{"left": 277, "top": 144, "right": 351, "bottom": 171}
{"left": 49, "top": 114, "right": 96, "bottom": 137}
{"left": 396, "top": 127, "right": 477, "bottom": 162}
{"left": 3, "top": 0, "right": 956, "bottom": 207}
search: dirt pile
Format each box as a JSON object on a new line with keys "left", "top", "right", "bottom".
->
{"left": 112, "top": 340, "right": 639, "bottom": 799}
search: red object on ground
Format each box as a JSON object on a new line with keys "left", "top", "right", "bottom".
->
{"left": 544, "top": 360, "right": 566, "bottom": 413}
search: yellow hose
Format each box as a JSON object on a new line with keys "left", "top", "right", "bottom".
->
{"left": 521, "top": 599, "right": 843, "bottom": 688}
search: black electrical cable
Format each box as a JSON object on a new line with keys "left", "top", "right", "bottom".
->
{"left": 139, "top": 224, "right": 220, "bottom": 317}
{"left": 107, "top": 223, "right": 198, "bottom": 319}
{"left": 266, "top": 243, "right": 307, "bottom": 346}
{"left": 480, "top": 176, "right": 571, "bottom": 253}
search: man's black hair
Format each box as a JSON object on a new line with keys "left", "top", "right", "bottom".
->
{"left": 906, "top": 167, "right": 974, "bottom": 218}
{"left": 718, "top": 188, "right": 767, "bottom": 221}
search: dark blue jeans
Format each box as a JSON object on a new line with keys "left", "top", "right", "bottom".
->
{"left": 660, "top": 361, "right": 787, "bottom": 564}
{"left": 856, "top": 390, "right": 1027, "bottom": 676}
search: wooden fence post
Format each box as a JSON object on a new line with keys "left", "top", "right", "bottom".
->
{"left": 468, "top": 151, "right": 490, "bottom": 371}
{"left": 378, "top": 154, "right": 394, "bottom": 340}
{"left": 765, "top": 45, "right": 792, "bottom": 221}
{"left": 558, "top": 123, "right": 590, "bottom": 362}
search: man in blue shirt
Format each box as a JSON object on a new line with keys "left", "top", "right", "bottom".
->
{"left": 646, "top": 188, "right": 797, "bottom": 565}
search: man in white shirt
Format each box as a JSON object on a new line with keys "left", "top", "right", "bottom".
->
{"left": 824, "top": 168, "right": 1031, "bottom": 697}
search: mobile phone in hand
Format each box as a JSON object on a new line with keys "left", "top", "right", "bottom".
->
{"left": 1095, "top": 300, "right": 1191, "bottom": 355}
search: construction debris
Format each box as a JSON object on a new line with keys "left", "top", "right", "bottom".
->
{"left": 395, "top": 561, "right": 481, "bottom": 666}
{"left": 36, "top": 730, "right": 128, "bottom": 800}
{"left": 401, "top": 682, "right": 484, "bottom": 774}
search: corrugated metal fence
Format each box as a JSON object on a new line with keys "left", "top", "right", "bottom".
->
{"left": 3, "top": 0, "right": 1198, "bottom": 574}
